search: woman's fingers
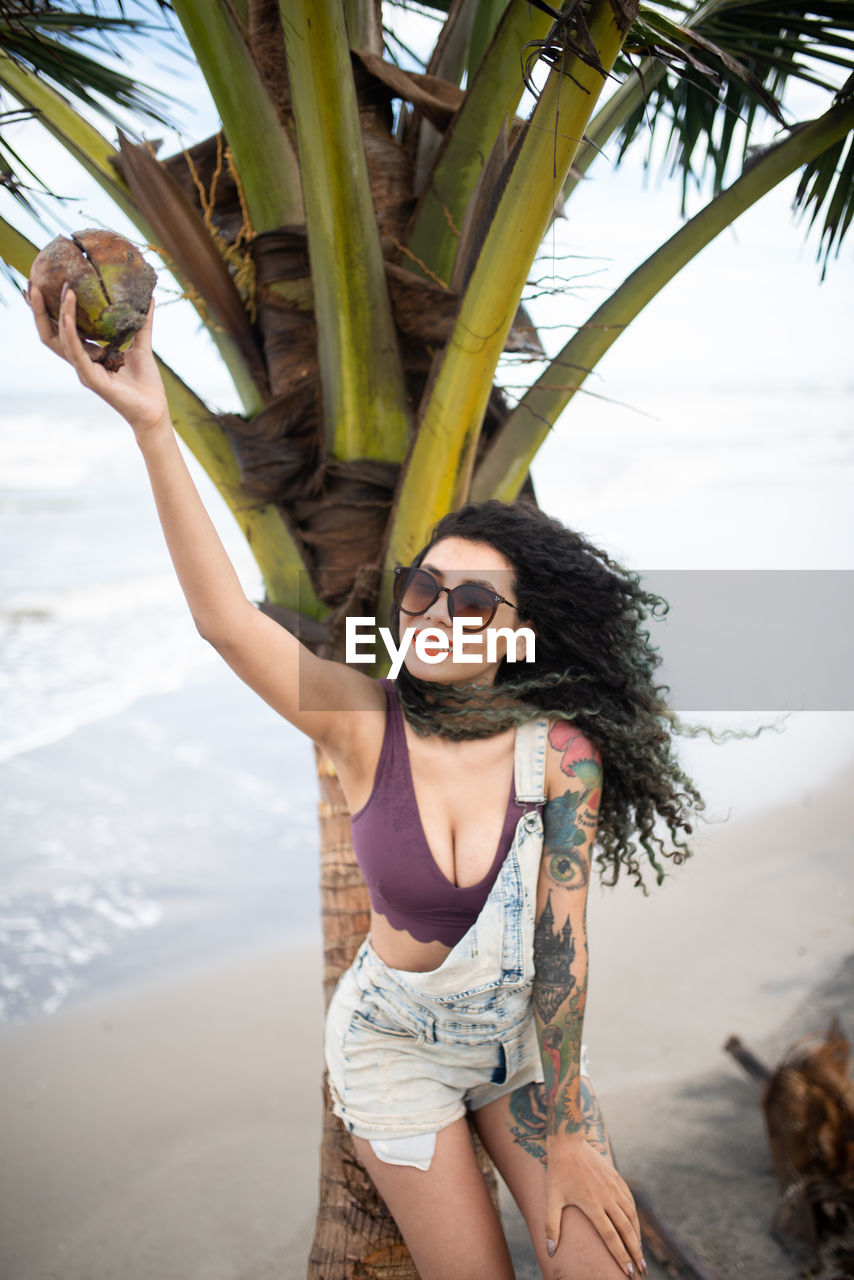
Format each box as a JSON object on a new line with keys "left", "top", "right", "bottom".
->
{"left": 30, "top": 282, "right": 102, "bottom": 367}
{"left": 29, "top": 279, "right": 168, "bottom": 433}
{"left": 57, "top": 284, "right": 82, "bottom": 360}
{"left": 56, "top": 287, "right": 108, "bottom": 383}
{"left": 30, "top": 281, "right": 88, "bottom": 368}
{"left": 603, "top": 1167, "right": 644, "bottom": 1273}
{"left": 28, "top": 283, "right": 61, "bottom": 350}
{"left": 598, "top": 1180, "right": 644, "bottom": 1277}
{"left": 544, "top": 1180, "right": 563, "bottom": 1256}
{"left": 550, "top": 1189, "right": 646, "bottom": 1277}
{"left": 547, "top": 1203, "right": 637, "bottom": 1276}
{"left": 136, "top": 297, "right": 155, "bottom": 353}
{"left": 621, "top": 1188, "right": 643, "bottom": 1268}
{"left": 119, "top": 298, "right": 154, "bottom": 376}
{"left": 592, "top": 1208, "right": 641, "bottom": 1278}
{"left": 609, "top": 1200, "right": 646, "bottom": 1276}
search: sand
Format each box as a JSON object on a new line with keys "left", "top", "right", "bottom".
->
{"left": 0, "top": 946, "right": 324, "bottom": 1280}
{"left": 1, "top": 761, "right": 852, "bottom": 1280}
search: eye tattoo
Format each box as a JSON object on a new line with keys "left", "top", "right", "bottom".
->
{"left": 543, "top": 792, "right": 589, "bottom": 890}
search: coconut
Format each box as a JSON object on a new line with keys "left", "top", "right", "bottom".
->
{"left": 30, "top": 230, "right": 157, "bottom": 371}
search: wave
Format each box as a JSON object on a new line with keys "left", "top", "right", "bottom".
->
{"left": 2, "top": 572, "right": 183, "bottom": 624}
{"left": 0, "top": 881, "right": 164, "bottom": 1021}
{"left": 0, "top": 593, "right": 219, "bottom": 763}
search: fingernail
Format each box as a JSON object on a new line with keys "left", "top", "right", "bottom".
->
{"left": 60, "top": 282, "right": 68, "bottom": 301}
{"left": 641, "top": 1262, "right": 648, "bottom": 1277}
{"left": 626, "top": 1266, "right": 636, "bottom": 1279}
{"left": 546, "top": 1239, "right": 556, "bottom": 1258}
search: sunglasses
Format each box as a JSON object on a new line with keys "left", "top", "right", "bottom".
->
{"left": 392, "top": 566, "right": 517, "bottom": 633}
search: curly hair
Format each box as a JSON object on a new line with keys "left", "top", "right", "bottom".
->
{"left": 390, "top": 498, "right": 711, "bottom": 892}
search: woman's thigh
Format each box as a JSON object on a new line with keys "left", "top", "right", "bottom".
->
{"left": 473, "top": 1077, "right": 629, "bottom": 1280}
{"left": 352, "top": 1117, "right": 515, "bottom": 1280}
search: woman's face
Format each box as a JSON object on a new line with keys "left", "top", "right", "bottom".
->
{"left": 399, "top": 536, "right": 530, "bottom": 686}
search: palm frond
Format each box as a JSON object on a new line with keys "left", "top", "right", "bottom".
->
{"left": 615, "top": 2, "right": 854, "bottom": 204}
{"left": 472, "top": 92, "right": 854, "bottom": 501}
{"left": 382, "top": 21, "right": 429, "bottom": 71}
{"left": 383, "top": 0, "right": 452, "bottom": 15}
{"left": 114, "top": 131, "right": 270, "bottom": 399}
{"left": 0, "top": 0, "right": 179, "bottom": 214}
{"left": 0, "top": 2, "right": 176, "bottom": 122}
{"left": 0, "top": 104, "right": 54, "bottom": 215}
{"left": 793, "top": 79, "right": 854, "bottom": 275}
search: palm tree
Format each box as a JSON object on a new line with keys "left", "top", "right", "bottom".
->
{"left": 2, "top": 2, "right": 852, "bottom": 1274}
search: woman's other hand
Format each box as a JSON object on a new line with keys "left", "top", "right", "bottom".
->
{"left": 28, "top": 282, "right": 169, "bottom": 435}
{"left": 545, "top": 1132, "right": 645, "bottom": 1277}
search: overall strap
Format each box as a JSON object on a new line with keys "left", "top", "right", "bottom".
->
{"left": 513, "top": 717, "right": 549, "bottom": 805}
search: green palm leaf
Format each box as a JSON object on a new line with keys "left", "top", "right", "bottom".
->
{"left": 0, "top": 0, "right": 176, "bottom": 212}
{"left": 793, "top": 88, "right": 854, "bottom": 274}
{"left": 616, "top": 1, "right": 854, "bottom": 201}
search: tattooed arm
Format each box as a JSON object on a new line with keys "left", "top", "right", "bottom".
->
{"left": 535, "top": 721, "right": 644, "bottom": 1278}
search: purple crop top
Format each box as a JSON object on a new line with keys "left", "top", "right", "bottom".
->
{"left": 350, "top": 678, "right": 540, "bottom": 947}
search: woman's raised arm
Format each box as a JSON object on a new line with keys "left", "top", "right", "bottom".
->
{"left": 28, "top": 283, "right": 384, "bottom": 751}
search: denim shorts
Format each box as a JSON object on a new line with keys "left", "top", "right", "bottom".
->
{"left": 325, "top": 936, "right": 545, "bottom": 1145}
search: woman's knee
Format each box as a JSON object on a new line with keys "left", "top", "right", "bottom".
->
{"left": 543, "top": 1205, "right": 627, "bottom": 1280}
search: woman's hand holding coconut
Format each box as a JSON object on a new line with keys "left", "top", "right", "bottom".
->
{"left": 27, "top": 243, "right": 256, "bottom": 657}
{"left": 29, "top": 281, "right": 168, "bottom": 437}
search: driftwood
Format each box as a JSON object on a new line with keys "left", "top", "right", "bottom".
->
{"left": 725, "top": 1018, "right": 854, "bottom": 1274}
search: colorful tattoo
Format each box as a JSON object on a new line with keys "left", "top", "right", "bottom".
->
{"left": 580, "top": 1075, "right": 613, "bottom": 1160}
{"left": 539, "top": 988, "right": 586, "bottom": 1133}
{"left": 555, "top": 983, "right": 586, "bottom": 1133}
{"left": 548, "top": 722, "right": 603, "bottom": 811}
{"left": 508, "top": 1077, "right": 613, "bottom": 1162}
{"left": 541, "top": 1024, "right": 565, "bottom": 1117}
{"left": 543, "top": 791, "right": 589, "bottom": 890}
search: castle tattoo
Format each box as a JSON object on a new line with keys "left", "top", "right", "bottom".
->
{"left": 533, "top": 890, "right": 575, "bottom": 1023}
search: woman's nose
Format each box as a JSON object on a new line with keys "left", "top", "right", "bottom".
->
{"left": 424, "top": 587, "right": 452, "bottom": 627}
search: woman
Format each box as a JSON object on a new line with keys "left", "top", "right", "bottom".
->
{"left": 30, "top": 286, "right": 704, "bottom": 1280}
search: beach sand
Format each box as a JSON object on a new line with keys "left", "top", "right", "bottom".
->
{"left": 1, "top": 762, "right": 852, "bottom": 1280}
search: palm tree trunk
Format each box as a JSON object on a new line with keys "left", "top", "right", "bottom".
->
{"left": 309, "top": 743, "right": 500, "bottom": 1277}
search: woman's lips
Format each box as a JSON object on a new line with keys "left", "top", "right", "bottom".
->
{"left": 414, "top": 631, "right": 450, "bottom": 657}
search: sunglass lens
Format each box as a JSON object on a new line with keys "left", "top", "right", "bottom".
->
{"left": 395, "top": 568, "right": 438, "bottom": 615}
{"left": 452, "top": 584, "right": 496, "bottom": 627}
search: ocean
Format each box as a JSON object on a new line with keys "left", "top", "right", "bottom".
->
{"left": 1, "top": 385, "right": 853, "bottom": 1022}
{"left": 0, "top": 396, "right": 318, "bottom": 1022}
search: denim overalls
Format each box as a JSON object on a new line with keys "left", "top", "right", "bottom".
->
{"left": 325, "top": 714, "right": 555, "bottom": 1170}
